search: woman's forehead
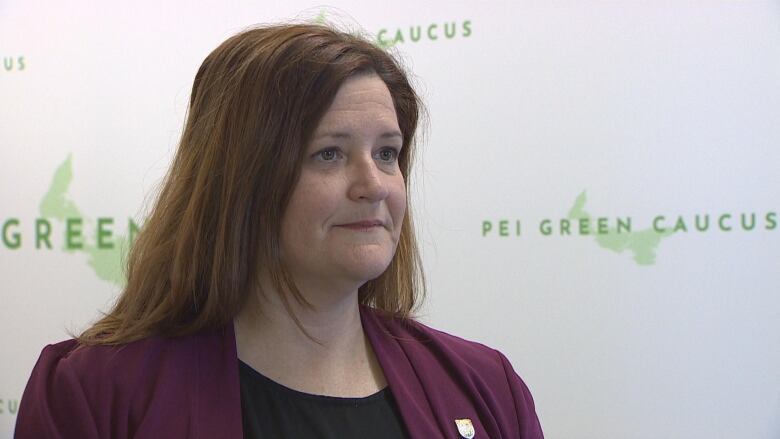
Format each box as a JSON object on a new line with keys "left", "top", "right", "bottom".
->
{"left": 325, "top": 75, "right": 395, "bottom": 114}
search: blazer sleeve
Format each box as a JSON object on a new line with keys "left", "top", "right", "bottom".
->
{"left": 496, "top": 349, "right": 545, "bottom": 439}
{"left": 14, "top": 343, "right": 101, "bottom": 439}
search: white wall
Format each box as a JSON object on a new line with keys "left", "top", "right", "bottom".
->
{"left": 2, "top": 2, "right": 779, "bottom": 438}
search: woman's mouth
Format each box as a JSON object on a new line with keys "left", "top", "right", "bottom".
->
{"left": 335, "top": 220, "right": 384, "bottom": 230}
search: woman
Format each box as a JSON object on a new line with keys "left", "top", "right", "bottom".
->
{"left": 15, "top": 23, "right": 544, "bottom": 439}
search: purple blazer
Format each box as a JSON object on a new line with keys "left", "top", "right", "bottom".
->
{"left": 15, "top": 306, "right": 544, "bottom": 438}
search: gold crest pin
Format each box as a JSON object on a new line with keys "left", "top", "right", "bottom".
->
{"left": 454, "top": 418, "right": 475, "bottom": 439}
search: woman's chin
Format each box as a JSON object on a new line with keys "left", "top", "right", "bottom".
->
{"left": 338, "top": 248, "right": 395, "bottom": 282}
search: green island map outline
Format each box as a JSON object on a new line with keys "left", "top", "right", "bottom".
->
{"left": 39, "top": 155, "right": 130, "bottom": 287}
{"left": 568, "top": 191, "right": 673, "bottom": 265}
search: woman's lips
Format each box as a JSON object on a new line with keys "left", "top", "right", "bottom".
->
{"left": 335, "top": 220, "right": 384, "bottom": 230}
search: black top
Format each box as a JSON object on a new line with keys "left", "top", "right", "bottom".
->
{"left": 239, "top": 359, "right": 408, "bottom": 439}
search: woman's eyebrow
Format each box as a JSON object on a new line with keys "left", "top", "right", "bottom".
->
{"left": 314, "top": 130, "right": 403, "bottom": 140}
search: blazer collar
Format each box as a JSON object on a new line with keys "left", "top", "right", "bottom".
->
{"left": 360, "top": 306, "right": 447, "bottom": 438}
{"left": 206, "top": 307, "right": 445, "bottom": 438}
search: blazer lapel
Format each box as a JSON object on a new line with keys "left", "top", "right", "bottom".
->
{"left": 361, "top": 307, "right": 448, "bottom": 438}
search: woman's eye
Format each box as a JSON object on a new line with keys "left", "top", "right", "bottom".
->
{"left": 376, "top": 148, "right": 399, "bottom": 163}
{"left": 315, "top": 148, "right": 341, "bottom": 162}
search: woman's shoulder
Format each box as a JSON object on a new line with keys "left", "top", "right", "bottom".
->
{"left": 28, "top": 326, "right": 234, "bottom": 395}
{"left": 363, "top": 305, "right": 513, "bottom": 369}
{"left": 362, "top": 306, "right": 535, "bottom": 400}
{"left": 15, "top": 327, "right": 236, "bottom": 439}
{"left": 20, "top": 333, "right": 198, "bottom": 410}
{"left": 32, "top": 330, "right": 202, "bottom": 386}
{"left": 362, "top": 306, "right": 544, "bottom": 438}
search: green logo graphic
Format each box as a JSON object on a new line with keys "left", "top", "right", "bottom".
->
{"left": 1, "top": 156, "right": 139, "bottom": 286}
{"left": 567, "top": 191, "right": 672, "bottom": 265}
{"left": 313, "top": 10, "right": 327, "bottom": 25}
{"left": 481, "top": 190, "right": 777, "bottom": 266}
{"left": 311, "top": 10, "right": 472, "bottom": 50}
{"left": 39, "top": 155, "right": 136, "bottom": 286}
{"left": 376, "top": 21, "right": 472, "bottom": 49}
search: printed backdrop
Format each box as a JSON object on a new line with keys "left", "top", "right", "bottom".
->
{"left": 2, "top": 2, "right": 779, "bottom": 438}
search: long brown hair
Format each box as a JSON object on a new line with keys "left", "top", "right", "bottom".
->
{"left": 78, "top": 23, "right": 426, "bottom": 345}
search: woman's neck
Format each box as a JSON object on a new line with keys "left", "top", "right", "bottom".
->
{"left": 233, "top": 279, "right": 387, "bottom": 397}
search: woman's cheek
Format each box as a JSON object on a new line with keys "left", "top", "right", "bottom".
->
{"left": 389, "top": 179, "right": 407, "bottom": 232}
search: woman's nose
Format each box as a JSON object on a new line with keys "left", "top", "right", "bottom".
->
{"left": 347, "top": 154, "right": 390, "bottom": 202}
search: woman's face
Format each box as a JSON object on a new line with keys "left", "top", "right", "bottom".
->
{"left": 279, "top": 73, "right": 406, "bottom": 292}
